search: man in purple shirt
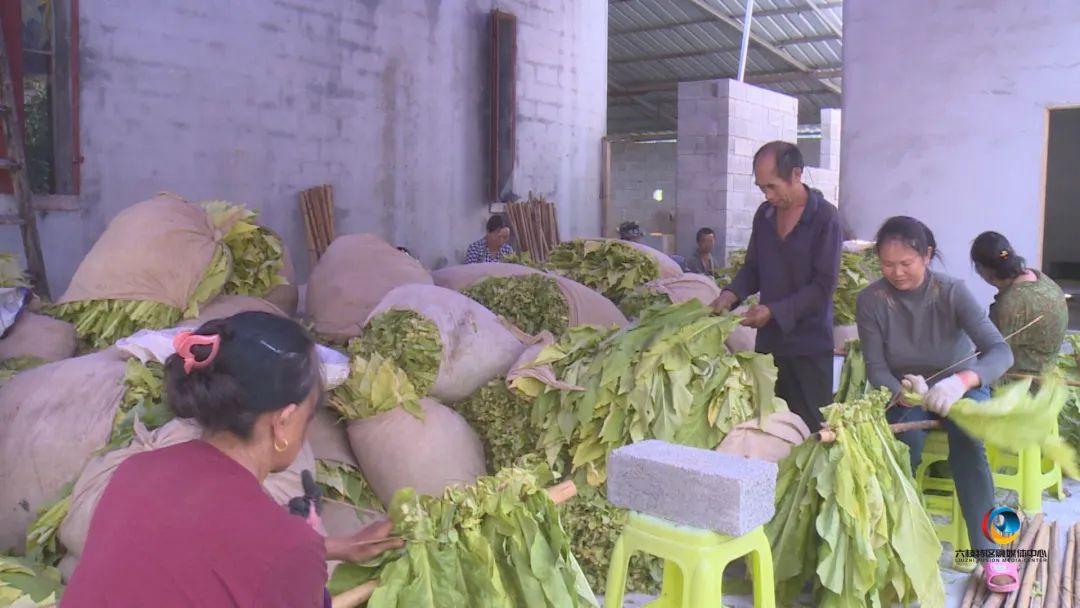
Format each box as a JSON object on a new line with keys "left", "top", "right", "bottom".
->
{"left": 712, "top": 141, "right": 842, "bottom": 431}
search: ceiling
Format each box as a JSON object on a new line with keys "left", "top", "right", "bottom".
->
{"left": 608, "top": 0, "right": 843, "bottom": 137}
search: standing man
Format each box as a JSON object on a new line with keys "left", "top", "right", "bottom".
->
{"left": 712, "top": 141, "right": 842, "bottom": 431}
{"left": 685, "top": 227, "right": 717, "bottom": 275}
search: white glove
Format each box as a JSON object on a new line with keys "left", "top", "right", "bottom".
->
{"left": 901, "top": 374, "right": 929, "bottom": 396}
{"left": 924, "top": 374, "right": 967, "bottom": 417}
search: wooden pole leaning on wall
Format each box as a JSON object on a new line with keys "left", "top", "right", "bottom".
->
{"left": 300, "top": 184, "right": 336, "bottom": 267}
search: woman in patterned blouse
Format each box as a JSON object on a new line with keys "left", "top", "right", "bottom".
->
{"left": 464, "top": 215, "right": 515, "bottom": 264}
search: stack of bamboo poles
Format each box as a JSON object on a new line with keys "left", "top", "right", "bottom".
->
{"left": 960, "top": 515, "right": 1080, "bottom": 608}
{"left": 300, "top": 184, "right": 336, "bottom": 267}
{"left": 506, "top": 192, "right": 559, "bottom": 263}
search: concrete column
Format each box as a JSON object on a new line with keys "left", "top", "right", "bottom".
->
{"left": 676, "top": 79, "right": 798, "bottom": 260}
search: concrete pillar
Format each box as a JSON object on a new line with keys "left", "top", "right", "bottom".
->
{"left": 676, "top": 79, "right": 798, "bottom": 260}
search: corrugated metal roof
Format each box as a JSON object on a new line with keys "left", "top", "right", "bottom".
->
{"left": 608, "top": 0, "right": 843, "bottom": 135}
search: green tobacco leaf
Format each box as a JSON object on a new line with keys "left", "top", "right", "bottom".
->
{"left": 201, "top": 201, "right": 288, "bottom": 298}
{"left": 457, "top": 379, "right": 540, "bottom": 473}
{"left": 357, "top": 310, "right": 442, "bottom": 396}
{"left": 546, "top": 240, "right": 659, "bottom": 304}
{"left": 461, "top": 274, "right": 570, "bottom": 337}
{"left": 45, "top": 299, "right": 182, "bottom": 349}
{"left": 315, "top": 459, "right": 383, "bottom": 515}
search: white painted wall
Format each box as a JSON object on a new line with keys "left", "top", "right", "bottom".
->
{"left": 841, "top": 0, "right": 1080, "bottom": 305}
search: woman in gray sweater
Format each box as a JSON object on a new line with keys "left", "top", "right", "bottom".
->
{"left": 856, "top": 216, "right": 1016, "bottom": 592}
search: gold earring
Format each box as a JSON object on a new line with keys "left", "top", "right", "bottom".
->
{"left": 273, "top": 438, "right": 289, "bottom": 453}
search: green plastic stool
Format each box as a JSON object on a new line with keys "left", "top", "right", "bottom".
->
{"left": 603, "top": 511, "right": 776, "bottom": 608}
{"left": 914, "top": 430, "right": 972, "bottom": 570}
{"left": 987, "top": 419, "right": 1064, "bottom": 514}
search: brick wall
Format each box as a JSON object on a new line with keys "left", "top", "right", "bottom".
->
{"left": 608, "top": 140, "right": 676, "bottom": 239}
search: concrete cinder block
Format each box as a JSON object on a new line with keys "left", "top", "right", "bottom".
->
{"left": 607, "top": 440, "right": 777, "bottom": 536}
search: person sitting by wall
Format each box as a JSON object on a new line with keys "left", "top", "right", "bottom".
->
{"left": 685, "top": 227, "right": 717, "bottom": 275}
{"left": 464, "top": 215, "right": 514, "bottom": 264}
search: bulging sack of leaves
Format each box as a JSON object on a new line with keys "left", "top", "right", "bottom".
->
{"left": 184, "top": 295, "right": 287, "bottom": 326}
{"left": 0, "top": 349, "right": 129, "bottom": 555}
{"left": 200, "top": 201, "right": 289, "bottom": 299}
{"left": 309, "top": 407, "right": 359, "bottom": 467}
{"left": 58, "top": 417, "right": 315, "bottom": 580}
{"left": 367, "top": 284, "right": 528, "bottom": 403}
{"left": 619, "top": 273, "right": 721, "bottom": 320}
{"left": 329, "top": 352, "right": 423, "bottom": 421}
{"left": 0, "top": 356, "right": 47, "bottom": 389}
{"left": 619, "top": 240, "right": 683, "bottom": 279}
{"left": 432, "top": 262, "right": 540, "bottom": 291}
{"left": 0, "top": 555, "right": 62, "bottom": 607}
{"left": 725, "top": 305, "right": 757, "bottom": 353}
{"left": 306, "top": 234, "right": 433, "bottom": 342}
{"left": 462, "top": 274, "right": 570, "bottom": 336}
{"left": 456, "top": 378, "right": 539, "bottom": 473}
{"left": 346, "top": 398, "right": 487, "bottom": 508}
{"left": 47, "top": 194, "right": 233, "bottom": 347}
{"left": 0, "top": 313, "right": 76, "bottom": 363}
{"left": 545, "top": 239, "right": 664, "bottom": 304}
{"left": 715, "top": 411, "right": 811, "bottom": 463}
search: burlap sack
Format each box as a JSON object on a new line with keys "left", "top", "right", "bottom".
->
{"left": 186, "top": 295, "right": 287, "bottom": 326}
{"left": 368, "top": 284, "right": 527, "bottom": 403}
{"left": 58, "top": 417, "right": 314, "bottom": 580}
{"left": 715, "top": 412, "right": 811, "bottom": 462}
{"left": 0, "top": 349, "right": 129, "bottom": 554}
{"left": 263, "top": 226, "right": 299, "bottom": 317}
{"left": 0, "top": 312, "right": 76, "bottom": 362}
{"left": 432, "top": 263, "right": 540, "bottom": 291}
{"left": 505, "top": 332, "right": 585, "bottom": 396}
{"left": 725, "top": 305, "right": 758, "bottom": 353}
{"left": 347, "top": 399, "right": 487, "bottom": 507}
{"left": 57, "top": 194, "right": 222, "bottom": 309}
{"left": 647, "top": 273, "right": 721, "bottom": 307}
{"left": 306, "top": 234, "right": 434, "bottom": 341}
{"left": 833, "top": 324, "right": 859, "bottom": 355}
{"left": 309, "top": 408, "right": 358, "bottom": 468}
{"left": 619, "top": 240, "right": 684, "bottom": 279}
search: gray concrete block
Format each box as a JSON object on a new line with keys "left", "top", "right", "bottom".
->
{"left": 607, "top": 440, "right": 777, "bottom": 536}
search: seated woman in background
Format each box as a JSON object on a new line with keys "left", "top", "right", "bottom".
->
{"left": 971, "top": 231, "right": 1069, "bottom": 375}
{"left": 856, "top": 216, "right": 1017, "bottom": 593}
{"left": 464, "top": 215, "right": 514, "bottom": 264}
{"left": 63, "top": 312, "right": 403, "bottom": 607}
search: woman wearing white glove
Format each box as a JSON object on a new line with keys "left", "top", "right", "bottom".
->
{"left": 856, "top": 217, "right": 1014, "bottom": 593}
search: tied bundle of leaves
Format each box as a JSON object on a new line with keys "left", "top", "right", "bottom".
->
{"left": 315, "top": 459, "right": 384, "bottom": 515}
{"left": 0, "top": 356, "right": 47, "bottom": 389}
{"left": 354, "top": 310, "right": 442, "bottom": 397}
{"left": 515, "top": 300, "right": 786, "bottom": 487}
{"left": 0, "top": 556, "right": 61, "bottom": 607}
{"left": 456, "top": 379, "right": 539, "bottom": 473}
{"left": 1058, "top": 335, "right": 1080, "bottom": 458}
{"left": 0, "top": 253, "right": 30, "bottom": 288}
{"left": 833, "top": 339, "right": 867, "bottom": 402}
{"left": 329, "top": 352, "right": 422, "bottom": 421}
{"left": 767, "top": 389, "right": 946, "bottom": 608}
{"left": 616, "top": 287, "right": 671, "bottom": 321}
{"left": 461, "top": 274, "right": 569, "bottom": 336}
{"left": 904, "top": 376, "right": 1080, "bottom": 478}
{"left": 329, "top": 459, "right": 598, "bottom": 608}
{"left": 834, "top": 249, "right": 880, "bottom": 326}
{"left": 201, "top": 201, "right": 288, "bottom": 298}
{"left": 545, "top": 240, "right": 659, "bottom": 304}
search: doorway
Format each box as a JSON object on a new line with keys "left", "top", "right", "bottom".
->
{"left": 1043, "top": 107, "right": 1080, "bottom": 329}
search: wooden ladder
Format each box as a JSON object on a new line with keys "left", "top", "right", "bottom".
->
{"left": 0, "top": 17, "right": 49, "bottom": 299}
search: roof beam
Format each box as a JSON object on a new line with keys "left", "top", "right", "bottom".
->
{"left": 608, "top": 1, "right": 844, "bottom": 36}
{"left": 684, "top": 0, "right": 842, "bottom": 95}
{"left": 610, "top": 44, "right": 742, "bottom": 66}
{"left": 608, "top": 66, "right": 843, "bottom": 96}
{"left": 609, "top": 81, "right": 677, "bottom": 126}
{"left": 775, "top": 33, "right": 840, "bottom": 48}
{"left": 805, "top": 0, "right": 844, "bottom": 39}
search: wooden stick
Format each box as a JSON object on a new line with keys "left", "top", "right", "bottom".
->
{"left": 1032, "top": 545, "right": 1047, "bottom": 608}
{"left": 1007, "top": 373, "right": 1080, "bottom": 388}
{"left": 817, "top": 419, "right": 942, "bottom": 443}
{"left": 300, "top": 191, "right": 319, "bottom": 267}
{"left": 1072, "top": 523, "right": 1080, "bottom": 608}
{"left": 331, "top": 580, "right": 378, "bottom": 608}
{"left": 961, "top": 565, "right": 984, "bottom": 608}
{"left": 1047, "top": 522, "right": 1062, "bottom": 608}
{"left": 1065, "top": 523, "right": 1076, "bottom": 608}
{"left": 1017, "top": 520, "right": 1050, "bottom": 608}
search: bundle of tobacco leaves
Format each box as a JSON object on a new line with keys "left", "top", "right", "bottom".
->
{"left": 461, "top": 274, "right": 570, "bottom": 336}
{"left": 544, "top": 240, "right": 659, "bottom": 305}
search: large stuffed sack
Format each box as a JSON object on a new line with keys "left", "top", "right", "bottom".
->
{"left": 367, "top": 284, "right": 528, "bottom": 403}
{"left": 620, "top": 273, "right": 721, "bottom": 319}
{"left": 545, "top": 239, "right": 678, "bottom": 304}
{"left": 620, "top": 240, "right": 683, "bottom": 279}
{"left": 346, "top": 399, "right": 487, "bottom": 507}
{"left": 187, "top": 295, "right": 287, "bottom": 326}
{"left": 0, "top": 313, "right": 76, "bottom": 363}
{"left": 725, "top": 305, "right": 757, "bottom": 353}
{"left": 260, "top": 227, "right": 299, "bottom": 317}
{"left": 0, "top": 349, "right": 130, "bottom": 554}
{"left": 306, "top": 234, "right": 433, "bottom": 342}
{"left": 48, "top": 194, "right": 233, "bottom": 347}
{"left": 715, "top": 411, "right": 812, "bottom": 463}
{"left": 309, "top": 407, "right": 358, "bottom": 467}
{"left": 57, "top": 417, "right": 314, "bottom": 580}
{"left": 432, "top": 262, "right": 540, "bottom": 291}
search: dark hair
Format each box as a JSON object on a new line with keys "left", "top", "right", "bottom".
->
{"left": 696, "top": 227, "right": 715, "bottom": 243}
{"left": 874, "top": 216, "right": 941, "bottom": 261}
{"left": 165, "top": 312, "right": 322, "bottom": 439}
{"left": 618, "top": 221, "right": 643, "bottom": 238}
{"left": 753, "top": 141, "right": 804, "bottom": 182}
{"left": 486, "top": 215, "right": 509, "bottom": 233}
{"left": 971, "top": 231, "right": 1026, "bottom": 280}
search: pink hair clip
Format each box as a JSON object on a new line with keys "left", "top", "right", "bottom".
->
{"left": 173, "top": 331, "right": 221, "bottom": 374}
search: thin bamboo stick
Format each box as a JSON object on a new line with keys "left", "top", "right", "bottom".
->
{"left": 1017, "top": 521, "right": 1050, "bottom": 607}
{"left": 1064, "top": 523, "right": 1076, "bottom": 608}
{"left": 1047, "top": 521, "right": 1062, "bottom": 608}
{"left": 962, "top": 565, "right": 984, "bottom": 608}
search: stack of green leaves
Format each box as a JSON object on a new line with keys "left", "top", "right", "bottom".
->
{"left": 25, "top": 358, "right": 174, "bottom": 568}
{"left": 456, "top": 379, "right": 539, "bottom": 473}
{"left": 545, "top": 240, "right": 659, "bottom": 304}
{"left": 201, "top": 201, "right": 288, "bottom": 298}
{"left": 0, "top": 356, "right": 47, "bottom": 389}
{"left": 616, "top": 287, "right": 671, "bottom": 321}
{"left": 904, "top": 376, "right": 1080, "bottom": 478}
{"left": 328, "top": 352, "right": 423, "bottom": 421}
{"left": 0, "top": 253, "right": 30, "bottom": 288}
{"left": 1058, "top": 335, "right": 1080, "bottom": 458}
{"left": 767, "top": 389, "right": 946, "bottom": 607}
{"left": 502, "top": 251, "right": 546, "bottom": 270}
{"left": 0, "top": 555, "right": 61, "bottom": 607}
{"left": 834, "top": 249, "right": 880, "bottom": 326}
{"left": 329, "top": 459, "right": 598, "bottom": 608}
{"left": 710, "top": 248, "right": 747, "bottom": 289}
{"left": 833, "top": 339, "right": 867, "bottom": 402}
{"left": 461, "top": 274, "right": 569, "bottom": 336}
{"left": 315, "top": 459, "right": 384, "bottom": 515}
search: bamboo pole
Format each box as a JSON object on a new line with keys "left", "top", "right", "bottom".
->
{"left": 1031, "top": 548, "right": 1047, "bottom": 608}
{"left": 1064, "top": 523, "right": 1076, "bottom": 608}
{"left": 1047, "top": 522, "right": 1062, "bottom": 608}
{"left": 961, "top": 565, "right": 984, "bottom": 608}
{"left": 300, "top": 190, "right": 319, "bottom": 267}
{"left": 1017, "top": 521, "right": 1050, "bottom": 607}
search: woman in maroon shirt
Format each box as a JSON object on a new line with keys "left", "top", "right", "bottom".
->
{"left": 63, "top": 312, "right": 402, "bottom": 607}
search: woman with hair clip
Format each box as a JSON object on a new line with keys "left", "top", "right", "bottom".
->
{"left": 855, "top": 217, "right": 1017, "bottom": 593}
{"left": 63, "top": 312, "right": 403, "bottom": 607}
{"left": 970, "top": 231, "right": 1069, "bottom": 375}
